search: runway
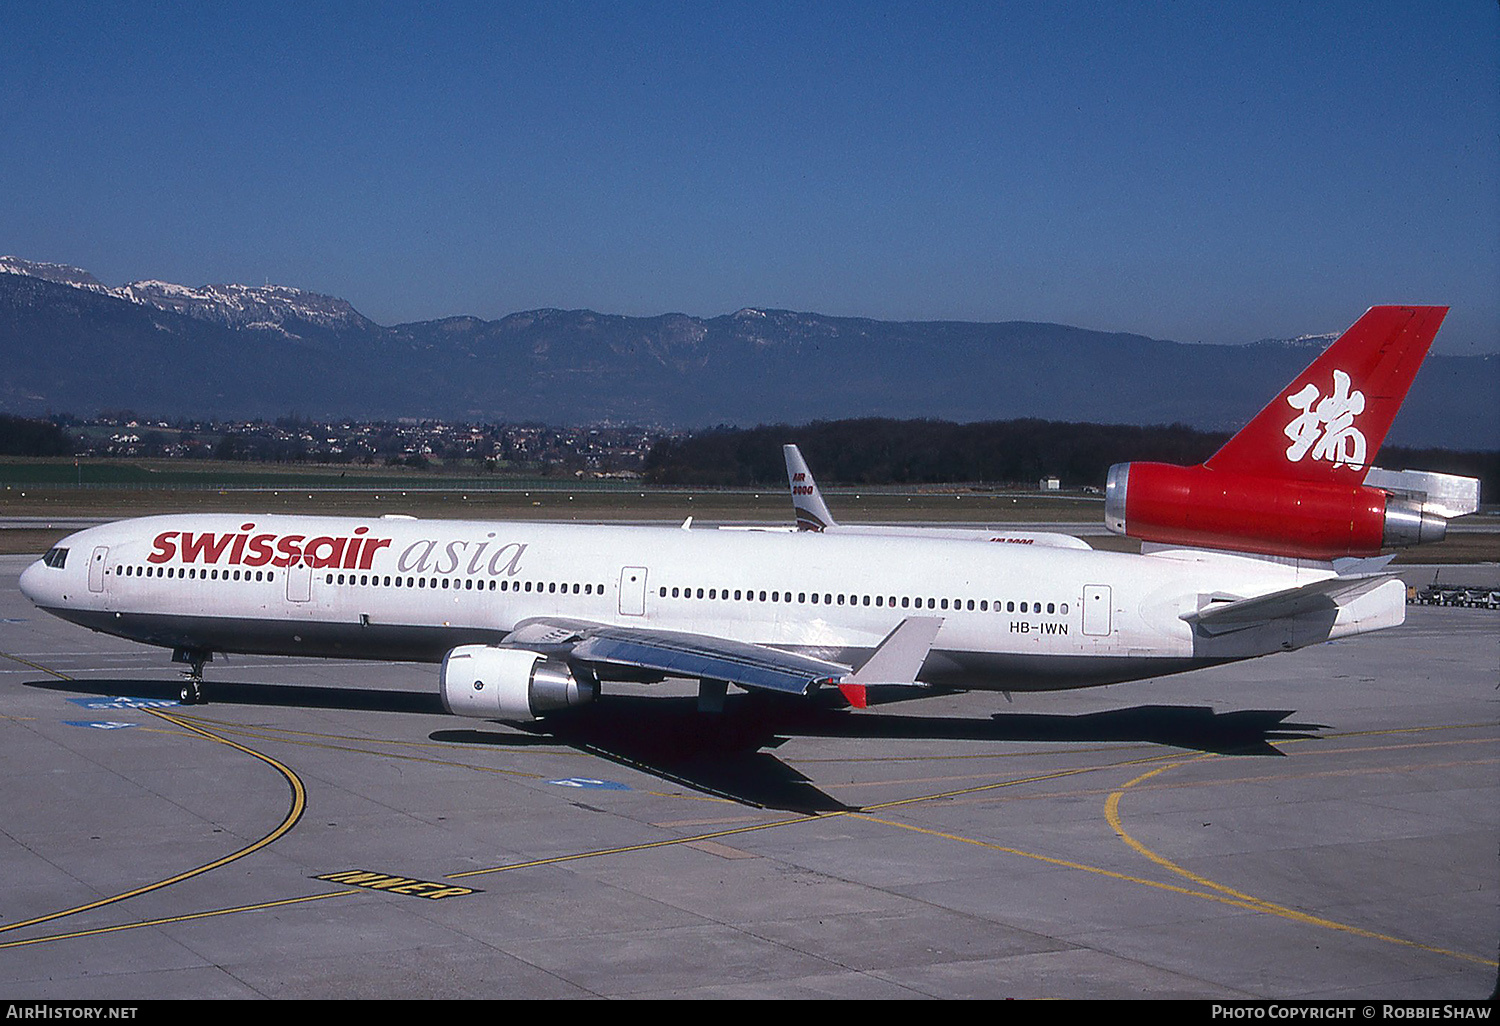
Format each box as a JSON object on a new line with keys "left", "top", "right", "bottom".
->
{"left": 0, "top": 553, "right": 1494, "bottom": 998}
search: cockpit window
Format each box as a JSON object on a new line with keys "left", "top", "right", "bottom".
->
{"left": 42, "top": 547, "right": 69, "bottom": 569}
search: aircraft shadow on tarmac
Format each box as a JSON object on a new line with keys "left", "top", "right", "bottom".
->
{"left": 25, "top": 679, "right": 1328, "bottom": 814}
{"left": 437, "top": 693, "right": 1328, "bottom": 812}
{"left": 25, "top": 676, "right": 448, "bottom": 716}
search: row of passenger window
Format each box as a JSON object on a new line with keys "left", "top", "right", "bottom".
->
{"left": 112, "top": 564, "right": 1067, "bottom": 617}
{"left": 659, "top": 585, "right": 1068, "bottom": 616}
{"left": 323, "top": 572, "right": 606, "bottom": 596}
{"left": 115, "top": 564, "right": 609, "bottom": 597}
{"left": 119, "top": 565, "right": 276, "bottom": 582}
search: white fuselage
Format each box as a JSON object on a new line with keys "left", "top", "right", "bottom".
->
{"left": 18, "top": 513, "right": 1406, "bottom": 693}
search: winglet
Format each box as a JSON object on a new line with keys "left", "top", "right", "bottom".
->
{"left": 784, "top": 444, "right": 837, "bottom": 532}
{"left": 844, "top": 616, "right": 943, "bottom": 685}
{"left": 835, "top": 618, "right": 943, "bottom": 709}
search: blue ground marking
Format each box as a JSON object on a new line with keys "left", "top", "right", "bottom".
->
{"left": 66, "top": 696, "right": 180, "bottom": 710}
{"left": 548, "top": 777, "right": 631, "bottom": 791}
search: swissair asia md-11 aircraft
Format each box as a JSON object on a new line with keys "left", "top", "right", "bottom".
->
{"left": 17, "top": 306, "right": 1478, "bottom": 717}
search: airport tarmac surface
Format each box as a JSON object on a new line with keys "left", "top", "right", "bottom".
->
{"left": 0, "top": 552, "right": 1495, "bottom": 999}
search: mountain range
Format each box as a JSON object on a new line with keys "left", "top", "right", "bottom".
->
{"left": 1, "top": 256, "right": 1494, "bottom": 448}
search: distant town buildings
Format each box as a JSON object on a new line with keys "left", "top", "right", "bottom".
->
{"left": 59, "top": 415, "right": 667, "bottom": 478}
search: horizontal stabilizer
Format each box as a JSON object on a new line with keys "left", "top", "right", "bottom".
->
{"left": 1181, "top": 574, "right": 1397, "bottom": 636}
{"left": 1363, "top": 466, "right": 1480, "bottom": 518}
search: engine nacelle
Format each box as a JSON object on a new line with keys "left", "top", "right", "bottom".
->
{"left": 439, "top": 645, "right": 598, "bottom": 721}
{"left": 1104, "top": 462, "right": 1447, "bottom": 560}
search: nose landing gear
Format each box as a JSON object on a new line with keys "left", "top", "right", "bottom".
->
{"left": 172, "top": 647, "right": 211, "bottom": 704}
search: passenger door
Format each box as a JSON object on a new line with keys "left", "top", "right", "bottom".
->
{"left": 1082, "top": 584, "right": 1112, "bottom": 636}
{"left": 618, "top": 566, "right": 648, "bottom": 616}
{"left": 88, "top": 546, "right": 109, "bottom": 593}
{"left": 286, "top": 562, "right": 312, "bottom": 603}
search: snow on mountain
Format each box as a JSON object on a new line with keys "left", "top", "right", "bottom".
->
{"left": 113, "top": 280, "right": 375, "bottom": 335}
{"left": 0, "top": 254, "right": 1492, "bottom": 448}
{"left": 0, "top": 256, "right": 376, "bottom": 338}
{"left": 1248, "top": 331, "right": 1342, "bottom": 348}
{"left": 0, "top": 256, "right": 111, "bottom": 292}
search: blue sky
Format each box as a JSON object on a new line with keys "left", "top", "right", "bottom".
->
{"left": 2, "top": 1, "right": 1496, "bottom": 351}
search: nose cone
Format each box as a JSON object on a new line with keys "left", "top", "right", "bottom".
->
{"left": 18, "top": 558, "right": 47, "bottom": 606}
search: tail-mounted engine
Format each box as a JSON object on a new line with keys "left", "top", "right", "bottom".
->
{"left": 1104, "top": 462, "right": 1473, "bottom": 560}
{"left": 440, "top": 645, "right": 598, "bottom": 721}
{"left": 1098, "top": 306, "right": 1475, "bottom": 560}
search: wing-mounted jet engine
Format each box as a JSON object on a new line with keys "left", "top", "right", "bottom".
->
{"left": 440, "top": 645, "right": 598, "bottom": 721}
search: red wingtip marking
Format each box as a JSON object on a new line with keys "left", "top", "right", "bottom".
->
{"left": 839, "top": 683, "right": 868, "bottom": 709}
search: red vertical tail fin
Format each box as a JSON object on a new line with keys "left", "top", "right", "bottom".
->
{"left": 1203, "top": 305, "right": 1447, "bottom": 483}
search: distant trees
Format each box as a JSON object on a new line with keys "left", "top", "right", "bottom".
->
{"left": 214, "top": 432, "right": 244, "bottom": 461}
{"left": 0, "top": 414, "right": 73, "bottom": 457}
{"left": 642, "top": 418, "right": 1231, "bottom": 488}
{"left": 644, "top": 417, "right": 1500, "bottom": 498}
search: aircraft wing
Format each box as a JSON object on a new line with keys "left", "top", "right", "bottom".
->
{"left": 502, "top": 614, "right": 945, "bottom": 698}
{"left": 502, "top": 617, "right": 849, "bottom": 696}
{"left": 572, "top": 627, "right": 847, "bottom": 696}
